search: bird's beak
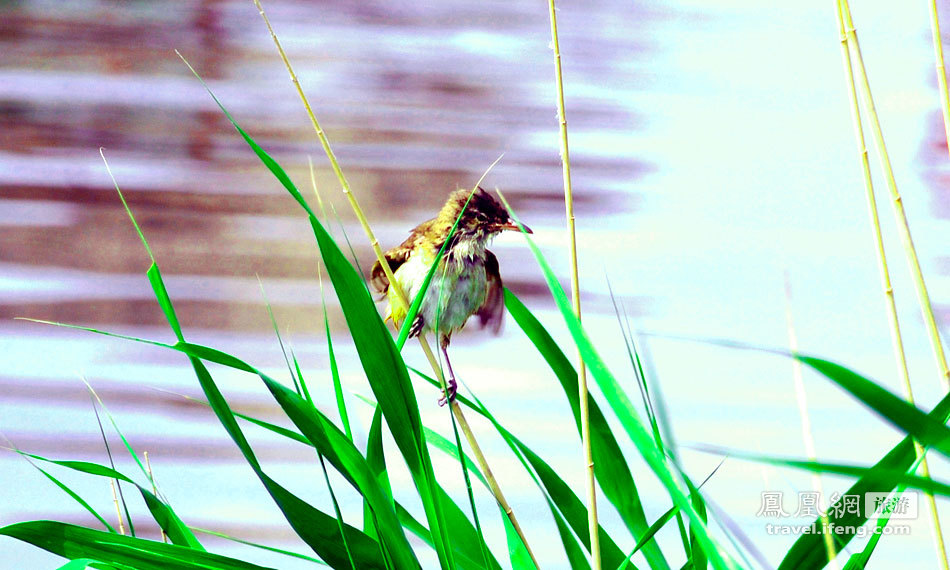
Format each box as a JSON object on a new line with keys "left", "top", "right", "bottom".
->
{"left": 497, "top": 221, "right": 533, "bottom": 234}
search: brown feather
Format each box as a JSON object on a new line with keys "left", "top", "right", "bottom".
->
{"left": 370, "top": 219, "right": 438, "bottom": 293}
{"left": 476, "top": 249, "right": 505, "bottom": 334}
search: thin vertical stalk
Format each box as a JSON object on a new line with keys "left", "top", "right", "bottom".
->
{"left": 144, "top": 451, "right": 166, "bottom": 543}
{"left": 928, "top": 0, "right": 950, "bottom": 162}
{"left": 783, "top": 275, "right": 838, "bottom": 568}
{"left": 251, "top": 1, "right": 538, "bottom": 565}
{"left": 839, "top": 0, "right": 950, "bottom": 392}
{"left": 546, "top": 2, "right": 598, "bottom": 568}
{"left": 836, "top": 1, "right": 949, "bottom": 566}
{"left": 109, "top": 479, "right": 125, "bottom": 535}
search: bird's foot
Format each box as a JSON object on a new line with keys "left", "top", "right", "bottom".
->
{"left": 438, "top": 378, "right": 458, "bottom": 407}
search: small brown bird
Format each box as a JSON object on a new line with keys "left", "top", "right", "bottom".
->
{"left": 370, "top": 187, "right": 531, "bottom": 404}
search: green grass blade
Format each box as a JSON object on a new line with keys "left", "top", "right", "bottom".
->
{"left": 102, "top": 103, "right": 410, "bottom": 569}
{"left": 83, "top": 382, "right": 155, "bottom": 497}
{"left": 258, "top": 281, "right": 301, "bottom": 396}
{"left": 1, "top": 521, "right": 273, "bottom": 570}
{"left": 618, "top": 508, "right": 677, "bottom": 570}
{"left": 318, "top": 453, "right": 357, "bottom": 570}
{"left": 88, "top": 398, "right": 134, "bottom": 538}
{"left": 696, "top": 445, "right": 950, "bottom": 496}
{"left": 505, "top": 289, "right": 668, "bottom": 569}
{"left": 55, "top": 559, "right": 124, "bottom": 570}
{"left": 444, "top": 402, "right": 491, "bottom": 570}
{"left": 686, "top": 476, "right": 708, "bottom": 570}
{"left": 141, "top": 338, "right": 414, "bottom": 568}
{"left": 28, "top": 462, "right": 117, "bottom": 534}
{"left": 16, "top": 452, "right": 202, "bottom": 549}
{"left": 324, "top": 308, "right": 352, "bottom": 440}
{"left": 363, "top": 407, "right": 395, "bottom": 569}
{"left": 796, "top": 356, "right": 950, "bottom": 456}
{"left": 421, "top": 428, "right": 488, "bottom": 489}
{"left": 607, "top": 284, "right": 666, "bottom": 458}
{"left": 190, "top": 527, "right": 326, "bottom": 564}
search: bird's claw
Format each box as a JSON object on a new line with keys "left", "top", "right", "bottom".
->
{"left": 438, "top": 379, "right": 458, "bottom": 407}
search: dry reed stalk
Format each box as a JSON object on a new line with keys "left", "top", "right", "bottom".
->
{"left": 144, "top": 451, "right": 167, "bottom": 543}
{"left": 110, "top": 479, "right": 125, "bottom": 535}
{"left": 836, "top": 1, "right": 948, "bottom": 566}
{"left": 251, "top": 1, "right": 538, "bottom": 565}
{"left": 928, "top": 0, "right": 950, "bottom": 162}
{"left": 545, "top": 2, "right": 599, "bottom": 568}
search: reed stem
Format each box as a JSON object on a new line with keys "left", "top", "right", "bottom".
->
{"left": 839, "top": 0, "right": 950, "bottom": 391}
{"left": 546, "top": 2, "right": 598, "bottom": 568}
{"left": 110, "top": 479, "right": 125, "bottom": 536}
{"left": 144, "top": 451, "right": 166, "bottom": 543}
{"left": 928, "top": 0, "right": 950, "bottom": 163}
{"left": 251, "top": 1, "right": 538, "bottom": 565}
{"left": 836, "top": 1, "right": 949, "bottom": 566}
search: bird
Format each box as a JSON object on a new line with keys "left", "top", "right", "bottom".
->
{"left": 370, "top": 186, "right": 531, "bottom": 405}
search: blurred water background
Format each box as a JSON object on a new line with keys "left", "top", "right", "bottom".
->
{"left": 2, "top": 0, "right": 950, "bottom": 568}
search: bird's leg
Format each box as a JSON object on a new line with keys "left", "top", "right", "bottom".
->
{"left": 438, "top": 335, "right": 458, "bottom": 407}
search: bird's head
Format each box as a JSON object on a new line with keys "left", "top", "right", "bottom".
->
{"left": 437, "top": 187, "right": 532, "bottom": 243}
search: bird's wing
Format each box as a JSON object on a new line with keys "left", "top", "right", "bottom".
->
{"left": 370, "top": 219, "right": 434, "bottom": 293}
{"left": 476, "top": 249, "right": 505, "bottom": 334}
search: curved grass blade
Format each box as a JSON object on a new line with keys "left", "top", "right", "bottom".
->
{"left": 88, "top": 391, "right": 133, "bottom": 538}
{"left": 632, "top": 332, "right": 950, "bottom": 567}
{"left": 618, "top": 508, "right": 677, "bottom": 570}
{"left": 55, "top": 559, "right": 126, "bottom": 570}
{"left": 0, "top": 521, "right": 274, "bottom": 570}
{"left": 318, "top": 453, "right": 357, "bottom": 570}
{"left": 190, "top": 527, "right": 326, "bottom": 565}
{"left": 646, "top": 334, "right": 950, "bottom": 462}
{"left": 363, "top": 407, "right": 395, "bottom": 568}
{"left": 324, "top": 310, "right": 351, "bottom": 440}
{"left": 505, "top": 289, "right": 668, "bottom": 569}
{"left": 797, "top": 356, "right": 950, "bottom": 456}
{"left": 27, "top": 462, "right": 117, "bottom": 534}
{"left": 158, "top": 334, "right": 385, "bottom": 567}
{"left": 694, "top": 445, "right": 950, "bottom": 498}
{"left": 444, "top": 398, "right": 491, "bottom": 570}
{"left": 16, "top": 452, "right": 201, "bottom": 549}
{"left": 686, "top": 476, "right": 708, "bottom": 570}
